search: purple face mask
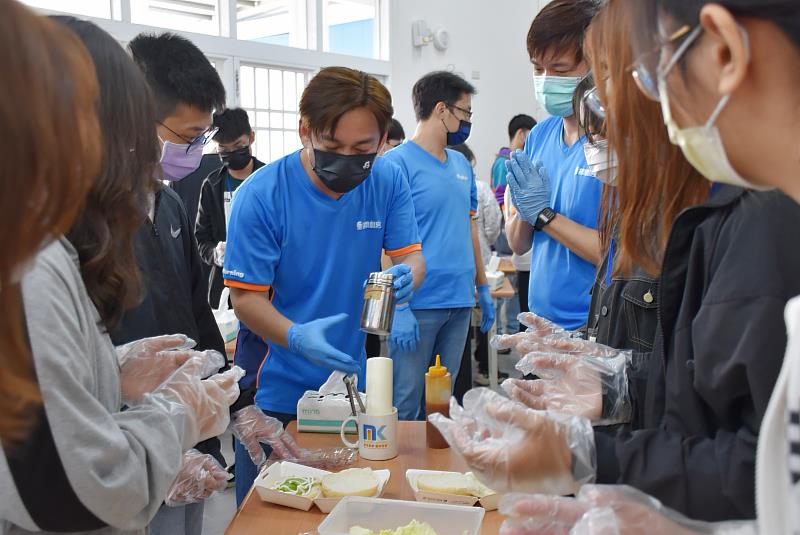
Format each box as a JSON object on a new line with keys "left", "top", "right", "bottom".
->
{"left": 159, "top": 138, "right": 204, "bottom": 181}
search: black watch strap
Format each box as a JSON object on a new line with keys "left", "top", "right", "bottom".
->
{"left": 535, "top": 207, "right": 557, "bottom": 230}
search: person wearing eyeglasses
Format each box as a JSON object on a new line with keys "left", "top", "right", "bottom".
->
{"left": 381, "top": 71, "right": 494, "bottom": 421}
{"left": 504, "top": 0, "right": 604, "bottom": 334}
{"left": 110, "top": 32, "right": 230, "bottom": 535}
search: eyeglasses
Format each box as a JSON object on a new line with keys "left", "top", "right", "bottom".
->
{"left": 630, "top": 24, "right": 699, "bottom": 102}
{"left": 582, "top": 86, "right": 606, "bottom": 120}
{"left": 159, "top": 122, "right": 219, "bottom": 154}
{"left": 447, "top": 104, "right": 473, "bottom": 121}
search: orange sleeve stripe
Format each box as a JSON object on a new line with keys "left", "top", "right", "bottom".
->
{"left": 469, "top": 210, "right": 477, "bottom": 216}
{"left": 385, "top": 243, "right": 422, "bottom": 257}
{"left": 224, "top": 280, "right": 272, "bottom": 292}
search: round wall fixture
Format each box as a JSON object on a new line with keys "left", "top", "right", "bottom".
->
{"left": 432, "top": 27, "right": 450, "bottom": 51}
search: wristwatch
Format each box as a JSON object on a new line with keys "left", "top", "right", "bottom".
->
{"left": 534, "top": 207, "right": 557, "bottom": 230}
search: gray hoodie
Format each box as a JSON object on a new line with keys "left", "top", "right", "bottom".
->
{"left": 0, "top": 238, "right": 195, "bottom": 534}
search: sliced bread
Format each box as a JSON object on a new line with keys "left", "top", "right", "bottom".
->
{"left": 416, "top": 472, "right": 474, "bottom": 496}
{"left": 321, "top": 468, "right": 379, "bottom": 498}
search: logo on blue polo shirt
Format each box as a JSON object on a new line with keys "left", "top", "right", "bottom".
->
{"left": 222, "top": 268, "right": 245, "bottom": 279}
{"left": 456, "top": 173, "right": 468, "bottom": 181}
{"left": 356, "top": 220, "right": 382, "bottom": 231}
{"left": 575, "top": 166, "right": 595, "bottom": 178}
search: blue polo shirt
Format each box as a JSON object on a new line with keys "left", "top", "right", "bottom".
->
{"left": 525, "top": 116, "right": 602, "bottom": 330}
{"left": 383, "top": 141, "right": 477, "bottom": 310}
{"left": 223, "top": 151, "right": 421, "bottom": 414}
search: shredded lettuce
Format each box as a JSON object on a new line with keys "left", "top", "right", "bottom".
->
{"left": 348, "top": 520, "right": 440, "bottom": 535}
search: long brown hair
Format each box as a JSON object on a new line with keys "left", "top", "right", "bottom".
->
{"left": 58, "top": 17, "right": 159, "bottom": 331}
{"left": 586, "top": 0, "right": 709, "bottom": 276}
{"left": 0, "top": 1, "right": 101, "bottom": 442}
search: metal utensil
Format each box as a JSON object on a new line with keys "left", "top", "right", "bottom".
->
{"left": 343, "top": 375, "right": 366, "bottom": 415}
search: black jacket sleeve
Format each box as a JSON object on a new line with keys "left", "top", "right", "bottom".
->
{"left": 179, "top": 195, "right": 225, "bottom": 357}
{"left": 195, "top": 176, "right": 218, "bottom": 268}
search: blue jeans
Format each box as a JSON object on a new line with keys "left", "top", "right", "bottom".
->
{"left": 234, "top": 410, "right": 296, "bottom": 507}
{"left": 390, "top": 307, "right": 472, "bottom": 420}
{"left": 149, "top": 502, "right": 204, "bottom": 535}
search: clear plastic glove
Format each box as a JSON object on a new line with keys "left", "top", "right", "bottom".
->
{"left": 117, "top": 334, "right": 202, "bottom": 405}
{"left": 214, "top": 241, "right": 226, "bottom": 267}
{"left": 505, "top": 151, "right": 551, "bottom": 225}
{"left": 509, "top": 351, "right": 631, "bottom": 425}
{"left": 287, "top": 314, "right": 359, "bottom": 374}
{"left": 477, "top": 285, "right": 496, "bottom": 333}
{"left": 498, "top": 485, "right": 756, "bottom": 535}
{"left": 142, "top": 357, "right": 244, "bottom": 445}
{"left": 232, "top": 405, "right": 305, "bottom": 468}
{"left": 517, "top": 312, "right": 569, "bottom": 339}
{"left": 383, "top": 263, "right": 414, "bottom": 305}
{"left": 389, "top": 305, "right": 419, "bottom": 352}
{"left": 165, "top": 449, "right": 231, "bottom": 506}
{"left": 428, "top": 387, "right": 595, "bottom": 495}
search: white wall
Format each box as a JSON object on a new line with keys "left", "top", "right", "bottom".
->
{"left": 388, "top": 0, "right": 547, "bottom": 183}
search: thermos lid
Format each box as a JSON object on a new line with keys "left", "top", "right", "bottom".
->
{"left": 428, "top": 354, "right": 448, "bottom": 377}
{"left": 367, "top": 271, "right": 394, "bottom": 285}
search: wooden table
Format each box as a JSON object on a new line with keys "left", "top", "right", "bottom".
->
{"left": 226, "top": 422, "right": 502, "bottom": 535}
{"left": 498, "top": 257, "right": 516, "bottom": 275}
{"left": 488, "top": 278, "right": 515, "bottom": 389}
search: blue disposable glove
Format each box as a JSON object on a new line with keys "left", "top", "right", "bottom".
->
{"left": 287, "top": 314, "right": 359, "bottom": 374}
{"left": 477, "top": 284, "right": 496, "bottom": 333}
{"left": 383, "top": 263, "right": 414, "bottom": 305}
{"left": 505, "top": 150, "right": 551, "bottom": 225}
{"left": 389, "top": 305, "right": 419, "bottom": 353}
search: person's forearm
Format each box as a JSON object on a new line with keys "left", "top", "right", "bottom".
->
{"left": 230, "top": 288, "right": 293, "bottom": 347}
{"left": 507, "top": 213, "right": 534, "bottom": 255}
{"left": 471, "top": 219, "right": 488, "bottom": 286}
{"left": 391, "top": 250, "right": 425, "bottom": 290}
{"left": 543, "top": 214, "right": 602, "bottom": 265}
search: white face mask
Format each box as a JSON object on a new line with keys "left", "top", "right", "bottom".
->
{"left": 657, "top": 26, "right": 770, "bottom": 191}
{"left": 583, "top": 139, "right": 618, "bottom": 186}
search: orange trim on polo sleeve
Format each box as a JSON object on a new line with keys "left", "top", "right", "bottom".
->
{"left": 385, "top": 243, "right": 422, "bottom": 257}
{"left": 224, "top": 280, "right": 272, "bottom": 292}
{"left": 469, "top": 210, "right": 477, "bottom": 216}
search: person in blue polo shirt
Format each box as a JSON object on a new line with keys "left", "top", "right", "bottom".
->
{"left": 383, "top": 71, "right": 494, "bottom": 421}
{"left": 506, "top": 0, "right": 603, "bottom": 330}
{"left": 223, "top": 67, "right": 425, "bottom": 504}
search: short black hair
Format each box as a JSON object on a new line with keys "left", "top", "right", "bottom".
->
{"left": 527, "top": 0, "right": 601, "bottom": 65}
{"left": 508, "top": 114, "right": 537, "bottom": 141}
{"left": 387, "top": 118, "right": 405, "bottom": 141}
{"left": 213, "top": 108, "right": 252, "bottom": 144}
{"left": 412, "top": 71, "right": 476, "bottom": 121}
{"left": 128, "top": 32, "right": 225, "bottom": 120}
{"left": 447, "top": 143, "right": 475, "bottom": 165}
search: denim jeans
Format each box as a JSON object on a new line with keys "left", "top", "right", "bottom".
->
{"left": 389, "top": 307, "right": 472, "bottom": 420}
{"left": 234, "top": 410, "right": 296, "bottom": 506}
{"left": 149, "top": 502, "right": 204, "bottom": 535}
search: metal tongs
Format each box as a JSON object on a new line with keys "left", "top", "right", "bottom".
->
{"left": 343, "top": 374, "right": 366, "bottom": 417}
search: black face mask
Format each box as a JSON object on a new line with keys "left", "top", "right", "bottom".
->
{"left": 312, "top": 147, "right": 377, "bottom": 194}
{"left": 219, "top": 145, "right": 252, "bottom": 171}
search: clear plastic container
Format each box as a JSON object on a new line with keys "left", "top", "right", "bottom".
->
{"left": 317, "top": 496, "right": 484, "bottom": 535}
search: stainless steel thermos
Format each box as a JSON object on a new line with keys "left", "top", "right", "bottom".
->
{"left": 360, "top": 272, "right": 395, "bottom": 335}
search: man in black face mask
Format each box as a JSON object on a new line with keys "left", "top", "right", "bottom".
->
{"left": 223, "top": 67, "right": 425, "bottom": 503}
{"left": 195, "top": 108, "right": 264, "bottom": 307}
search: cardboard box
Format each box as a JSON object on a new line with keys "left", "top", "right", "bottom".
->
{"left": 297, "top": 391, "right": 366, "bottom": 434}
{"left": 406, "top": 469, "right": 500, "bottom": 511}
{"left": 254, "top": 462, "right": 390, "bottom": 513}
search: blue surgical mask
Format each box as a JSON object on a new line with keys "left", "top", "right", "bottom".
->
{"left": 444, "top": 119, "right": 472, "bottom": 146}
{"left": 533, "top": 74, "right": 583, "bottom": 117}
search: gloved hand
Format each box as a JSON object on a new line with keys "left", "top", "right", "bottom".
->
{"left": 498, "top": 485, "right": 753, "bottom": 535}
{"left": 165, "top": 449, "right": 231, "bottom": 506}
{"left": 117, "top": 334, "right": 200, "bottom": 405}
{"left": 389, "top": 305, "right": 419, "bottom": 353}
{"left": 477, "top": 284, "right": 496, "bottom": 333}
{"left": 142, "top": 357, "right": 244, "bottom": 446}
{"left": 508, "top": 350, "right": 631, "bottom": 425}
{"left": 505, "top": 151, "right": 551, "bottom": 226}
{"left": 428, "top": 388, "right": 595, "bottom": 495}
{"left": 517, "top": 311, "right": 569, "bottom": 339}
{"left": 287, "top": 314, "right": 359, "bottom": 374}
{"left": 214, "top": 241, "right": 226, "bottom": 267}
{"left": 232, "top": 405, "right": 305, "bottom": 468}
{"left": 383, "top": 263, "right": 414, "bottom": 305}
